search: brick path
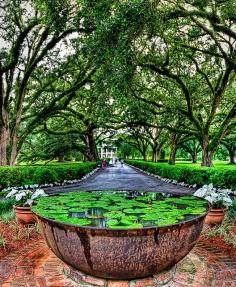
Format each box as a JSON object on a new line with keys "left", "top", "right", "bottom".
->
{"left": 1, "top": 239, "right": 236, "bottom": 287}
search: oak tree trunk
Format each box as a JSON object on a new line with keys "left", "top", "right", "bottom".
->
{"left": 58, "top": 155, "right": 65, "bottom": 162}
{"left": 168, "top": 145, "right": 177, "bottom": 165}
{"left": 152, "top": 144, "right": 157, "bottom": 162}
{"left": 0, "top": 108, "right": 10, "bottom": 166}
{"left": 86, "top": 128, "right": 98, "bottom": 161}
{"left": 201, "top": 136, "right": 213, "bottom": 167}
{"left": 191, "top": 153, "right": 197, "bottom": 164}
{"left": 142, "top": 152, "right": 147, "bottom": 161}
{"left": 9, "top": 132, "right": 18, "bottom": 166}
{"left": 0, "top": 125, "right": 9, "bottom": 166}
{"left": 229, "top": 148, "right": 235, "bottom": 164}
{"left": 201, "top": 151, "right": 213, "bottom": 167}
{"left": 168, "top": 133, "right": 178, "bottom": 165}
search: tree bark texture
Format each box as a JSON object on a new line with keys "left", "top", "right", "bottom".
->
{"left": 86, "top": 128, "right": 98, "bottom": 161}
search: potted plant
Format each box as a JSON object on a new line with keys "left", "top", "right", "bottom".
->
{"left": 194, "top": 184, "right": 232, "bottom": 225}
{"left": 6, "top": 188, "right": 48, "bottom": 225}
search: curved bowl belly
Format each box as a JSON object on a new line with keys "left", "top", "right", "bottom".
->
{"left": 36, "top": 214, "right": 206, "bottom": 279}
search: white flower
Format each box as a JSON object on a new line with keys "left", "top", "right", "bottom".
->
{"left": 223, "top": 197, "right": 232, "bottom": 206}
{"left": 194, "top": 188, "right": 206, "bottom": 198}
{"left": 5, "top": 187, "right": 47, "bottom": 206}
{"left": 31, "top": 189, "right": 47, "bottom": 200}
{"left": 205, "top": 195, "right": 213, "bottom": 203}
{"left": 6, "top": 188, "right": 18, "bottom": 198}
{"left": 194, "top": 184, "right": 232, "bottom": 207}
{"left": 25, "top": 199, "right": 33, "bottom": 206}
{"left": 15, "top": 191, "right": 27, "bottom": 201}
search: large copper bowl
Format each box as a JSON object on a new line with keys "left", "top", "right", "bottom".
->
{"left": 34, "top": 195, "right": 209, "bottom": 279}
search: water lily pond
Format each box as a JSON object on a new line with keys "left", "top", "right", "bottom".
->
{"left": 32, "top": 191, "right": 208, "bottom": 229}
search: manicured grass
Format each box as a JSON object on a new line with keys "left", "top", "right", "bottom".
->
{"left": 18, "top": 160, "right": 84, "bottom": 166}
{"left": 158, "top": 161, "right": 236, "bottom": 170}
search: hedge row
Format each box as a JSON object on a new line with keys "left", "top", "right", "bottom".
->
{"left": 126, "top": 160, "right": 236, "bottom": 190}
{"left": 0, "top": 162, "right": 97, "bottom": 189}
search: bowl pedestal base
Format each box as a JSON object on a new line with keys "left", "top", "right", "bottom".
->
{"left": 64, "top": 265, "right": 177, "bottom": 287}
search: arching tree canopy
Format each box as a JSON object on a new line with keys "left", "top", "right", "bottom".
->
{"left": 0, "top": 0, "right": 236, "bottom": 166}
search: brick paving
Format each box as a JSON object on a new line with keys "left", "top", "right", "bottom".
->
{"left": 1, "top": 238, "right": 236, "bottom": 287}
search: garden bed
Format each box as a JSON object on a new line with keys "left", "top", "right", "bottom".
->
{"left": 0, "top": 220, "right": 42, "bottom": 260}
{"left": 199, "top": 235, "right": 236, "bottom": 260}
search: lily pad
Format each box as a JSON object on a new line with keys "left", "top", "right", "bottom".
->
{"left": 107, "top": 219, "right": 119, "bottom": 227}
{"left": 33, "top": 191, "right": 207, "bottom": 228}
{"left": 69, "top": 208, "right": 88, "bottom": 213}
{"left": 103, "top": 211, "right": 124, "bottom": 219}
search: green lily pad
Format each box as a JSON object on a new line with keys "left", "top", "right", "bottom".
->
{"left": 107, "top": 219, "right": 119, "bottom": 227}
{"left": 66, "top": 202, "right": 81, "bottom": 207}
{"left": 69, "top": 208, "right": 88, "bottom": 213}
{"left": 103, "top": 211, "right": 124, "bottom": 219}
{"left": 33, "top": 191, "right": 207, "bottom": 229}
{"left": 123, "top": 208, "right": 149, "bottom": 214}
{"left": 140, "top": 213, "right": 162, "bottom": 221}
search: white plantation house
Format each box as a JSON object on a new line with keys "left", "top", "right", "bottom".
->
{"left": 97, "top": 144, "right": 117, "bottom": 159}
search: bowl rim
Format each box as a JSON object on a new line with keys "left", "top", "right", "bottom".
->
{"left": 33, "top": 191, "right": 211, "bottom": 232}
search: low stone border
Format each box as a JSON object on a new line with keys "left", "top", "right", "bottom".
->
{"left": 64, "top": 265, "right": 176, "bottom": 287}
{"left": 1, "top": 167, "right": 100, "bottom": 196}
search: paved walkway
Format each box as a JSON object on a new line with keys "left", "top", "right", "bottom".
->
{"left": 1, "top": 239, "right": 236, "bottom": 287}
{"left": 46, "top": 164, "right": 193, "bottom": 195}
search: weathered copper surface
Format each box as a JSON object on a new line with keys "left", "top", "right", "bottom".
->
{"left": 34, "top": 197, "right": 209, "bottom": 280}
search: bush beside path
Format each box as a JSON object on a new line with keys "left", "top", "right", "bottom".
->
{"left": 0, "top": 162, "right": 97, "bottom": 190}
{"left": 126, "top": 160, "right": 236, "bottom": 190}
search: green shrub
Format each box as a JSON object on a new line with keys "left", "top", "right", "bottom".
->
{"left": 0, "top": 162, "right": 97, "bottom": 189}
{"left": 126, "top": 160, "right": 236, "bottom": 189}
{"left": 0, "top": 191, "right": 7, "bottom": 197}
{"left": 0, "top": 199, "right": 16, "bottom": 214}
{"left": 232, "top": 200, "right": 236, "bottom": 210}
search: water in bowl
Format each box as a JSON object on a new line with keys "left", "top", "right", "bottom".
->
{"left": 32, "top": 191, "right": 208, "bottom": 229}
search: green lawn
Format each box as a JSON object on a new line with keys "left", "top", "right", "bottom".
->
{"left": 173, "top": 161, "right": 236, "bottom": 170}
{"left": 18, "top": 160, "right": 84, "bottom": 166}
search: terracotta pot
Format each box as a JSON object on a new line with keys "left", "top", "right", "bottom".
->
{"left": 204, "top": 207, "right": 228, "bottom": 225}
{"left": 13, "top": 205, "right": 36, "bottom": 225}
